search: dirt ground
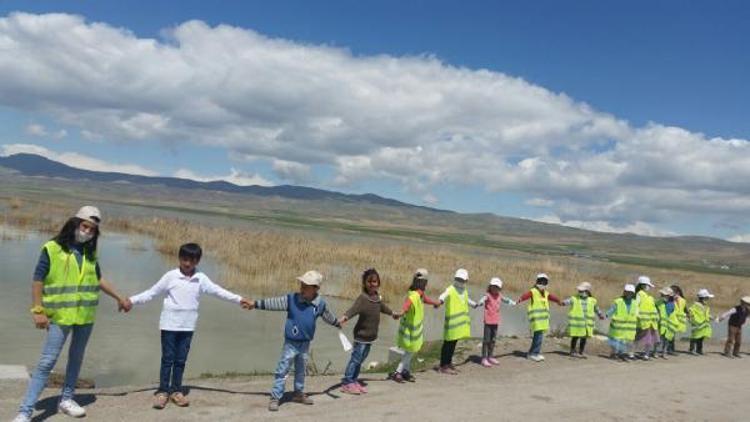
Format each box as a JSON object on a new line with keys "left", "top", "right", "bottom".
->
{"left": 1, "top": 336, "right": 746, "bottom": 422}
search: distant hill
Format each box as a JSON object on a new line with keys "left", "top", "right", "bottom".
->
{"left": 0, "top": 153, "right": 446, "bottom": 212}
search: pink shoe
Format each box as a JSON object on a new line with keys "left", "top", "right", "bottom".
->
{"left": 488, "top": 357, "right": 500, "bottom": 365}
{"left": 356, "top": 381, "right": 368, "bottom": 394}
{"left": 340, "top": 383, "right": 361, "bottom": 395}
{"left": 480, "top": 358, "right": 492, "bottom": 368}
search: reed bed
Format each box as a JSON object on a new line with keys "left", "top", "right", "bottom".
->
{"left": 1, "top": 196, "right": 747, "bottom": 309}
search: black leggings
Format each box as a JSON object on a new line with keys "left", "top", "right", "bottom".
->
{"left": 689, "top": 338, "right": 704, "bottom": 354}
{"left": 440, "top": 340, "right": 458, "bottom": 367}
{"left": 570, "top": 337, "right": 587, "bottom": 353}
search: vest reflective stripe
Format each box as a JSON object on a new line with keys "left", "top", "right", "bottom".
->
{"left": 568, "top": 296, "right": 597, "bottom": 337}
{"left": 657, "top": 302, "right": 680, "bottom": 341}
{"left": 636, "top": 291, "right": 659, "bottom": 330}
{"left": 42, "top": 241, "right": 100, "bottom": 325}
{"left": 527, "top": 288, "right": 550, "bottom": 333}
{"left": 444, "top": 285, "right": 471, "bottom": 341}
{"left": 689, "top": 303, "right": 712, "bottom": 339}
{"left": 673, "top": 297, "right": 688, "bottom": 333}
{"left": 397, "top": 291, "right": 424, "bottom": 352}
{"left": 609, "top": 298, "right": 638, "bottom": 341}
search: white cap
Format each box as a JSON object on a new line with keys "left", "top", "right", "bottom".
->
{"left": 75, "top": 205, "right": 101, "bottom": 225}
{"left": 741, "top": 296, "right": 750, "bottom": 305}
{"left": 623, "top": 284, "right": 636, "bottom": 293}
{"left": 454, "top": 268, "right": 469, "bottom": 281}
{"left": 536, "top": 273, "right": 549, "bottom": 281}
{"left": 659, "top": 287, "right": 674, "bottom": 296}
{"left": 577, "top": 282, "right": 592, "bottom": 291}
{"left": 414, "top": 268, "right": 429, "bottom": 279}
{"left": 637, "top": 275, "right": 654, "bottom": 287}
{"left": 697, "top": 288, "right": 714, "bottom": 298}
{"left": 489, "top": 277, "right": 503, "bottom": 288}
{"left": 297, "top": 270, "right": 323, "bottom": 286}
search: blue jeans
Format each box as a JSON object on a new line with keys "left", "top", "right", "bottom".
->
{"left": 18, "top": 324, "right": 93, "bottom": 417}
{"left": 342, "top": 342, "right": 371, "bottom": 385}
{"left": 159, "top": 330, "right": 194, "bottom": 394}
{"left": 271, "top": 340, "right": 310, "bottom": 400}
{"left": 529, "top": 330, "right": 544, "bottom": 355}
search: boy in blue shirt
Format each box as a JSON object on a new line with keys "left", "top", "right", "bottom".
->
{"left": 248, "top": 270, "right": 341, "bottom": 412}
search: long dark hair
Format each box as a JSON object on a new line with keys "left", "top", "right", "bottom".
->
{"left": 670, "top": 285, "right": 684, "bottom": 298}
{"left": 52, "top": 217, "right": 100, "bottom": 260}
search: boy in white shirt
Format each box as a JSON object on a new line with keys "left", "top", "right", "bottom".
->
{"left": 123, "top": 243, "right": 250, "bottom": 409}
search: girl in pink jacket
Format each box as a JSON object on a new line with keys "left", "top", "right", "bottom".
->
{"left": 476, "top": 277, "right": 516, "bottom": 367}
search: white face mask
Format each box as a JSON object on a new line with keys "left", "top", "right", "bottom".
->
{"left": 536, "top": 283, "right": 546, "bottom": 290}
{"left": 75, "top": 229, "right": 94, "bottom": 244}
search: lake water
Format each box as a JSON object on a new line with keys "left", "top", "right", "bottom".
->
{"left": 0, "top": 227, "right": 742, "bottom": 387}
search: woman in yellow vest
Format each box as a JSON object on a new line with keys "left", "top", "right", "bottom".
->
{"left": 606, "top": 284, "right": 638, "bottom": 361}
{"left": 562, "top": 282, "right": 604, "bottom": 358}
{"left": 516, "top": 273, "right": 563, "bottom": 362}
{"left": 655, "top": 287, "right": 681, "bottom": 358}
{"left": 436, "top": 268, "right": 476, "bottom": 374}
{"left": 634, "top": 275, "right": 658, "bottom": 360}
{"left": 671, "top": 284, "right": 689, "bottom": 351}
{"left": 14, "top": 206, "right": 128, "bottom": 422}
{"left": 688, "top": 288, "right": 714, "bottom": 355}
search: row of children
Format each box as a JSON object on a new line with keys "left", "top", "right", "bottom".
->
{"left": 14, "top": 211, "right": 750, "bottom": 421}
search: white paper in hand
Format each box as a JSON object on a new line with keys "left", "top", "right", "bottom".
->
{"left": 338, "top": 330, "right": 353, "bottom": 352}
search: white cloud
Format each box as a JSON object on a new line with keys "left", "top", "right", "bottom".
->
{"left": 0, "top": 143, "right": 158, "bottom": 176}
{"left": 24, "top": 123, "right": 66, "bottom": 139}
{"left": 727, "top": 234, "right": 750, "bottom": 244}
{"left": 534, "top": 215, "right": 676, "bottom": 237}
{"left": 0, "top": 12, "right": 748, "bottom": 233}
{"left": 174, "top": 168, "right": 272, "bottom": 187}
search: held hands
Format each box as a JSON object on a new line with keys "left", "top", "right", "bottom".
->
{"left": 337, "top": 316, "right": 348, "bottom": 326}
{"left": 118, "top": 298, "right": 133, "bottom": 313}
{"left": 32, "top": 313, "right": 49, "bottom": 330}
{"left": 240, "top": 298, "right": 254, "bottom": 310}
{"left": 391, "top": 312, "right": 402, "bottom": 320}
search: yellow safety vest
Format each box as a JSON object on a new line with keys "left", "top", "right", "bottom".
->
{"left": 636, "top": 290, "right": 658, "bottom": 330}
{"left": 657, "top": 301, "right": 680, "bottom": 341}
{"left": 689, "top": 302, "right": 712, "bottom": 340}
{"left": 527, "top": 288, "right": 550, "bottom": 333}
{"left": 608, "top": 298, "right": 638, "bottom": 342}
{"left": 41, "top": 240, "right": 100, "bottom": 325}
{"left": 674, "top": 296, "right": 688, "bottom": 333}
{"left": 397, "top": 290, "right": 425, "bottom": 352}
{"left": 443, "top": 285, "right": 471, "bottom": 341}
{"left": 568, "top": 296, "right": 597, "bottom": 337}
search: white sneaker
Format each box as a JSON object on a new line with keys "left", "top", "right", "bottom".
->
{"left": 529, "top": 354, "right": 543, "bottom": 362}
{"left": 12, "top": 414, "right": 31, "bottom": 422}
{"left": 58, "top": 399, "right": 86, "bottom": 417}
{"left": 537, "top": 354, "right": 545, "bottom": 361}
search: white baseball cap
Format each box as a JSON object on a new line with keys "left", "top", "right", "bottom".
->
{"left": 624, "top": 284, "right": 636, "bottom": 293}
{"left": 414, "top": 268, "right": 429, "bottom": 279}
{"left": 637, "top": 275, "right": 654, "bottom": 287}
{"left": 659, "top": 287, "right": 674, "bottom": 296}
{"left": 536, "top": 273, "right": 549, "bottom": 281}
{"left": 577, "top": 282, "right": 592, "bottom": 291}
{"left": 489, "top": 277, "right": 503, "bottom": 288}
{"left": 454, "top": 268, "right": 469, "bottom": 281}
{"left": 741, "top": 296, "right": 750, "bottom": 305}
{"left": 297, "top": 270, "right": 323, "bottom": 286}
{"left": 697, "top": 288, "right": 714, "bottom": 298}
{"left": 75, "top": 205, "right": 101, "bottom": 225}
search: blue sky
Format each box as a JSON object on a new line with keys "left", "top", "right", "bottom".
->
{"left": 0, "top": 1, "right": 749, "bottom": 240}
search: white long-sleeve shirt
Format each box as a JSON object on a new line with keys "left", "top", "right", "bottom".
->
{"left": 439, "top": 283, "right": 478, "bottom": 307}
{"left": 129, "top": 268, "right": 242, "bottom": 331}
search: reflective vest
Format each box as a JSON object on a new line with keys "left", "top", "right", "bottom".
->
{"left": 674, "top": 296, "right": 688, "bottom": 333}
{"left": 608, "top": 298, "right": 638, "bottom": 341}
{"left": 636, "top": 290, "right": 658, "bottom": 330}
{"left": 568, "top": 296, "right": 597, "bottom": 337}
{"left": 397, "top": 290, "right": 425, "bottom": 352}
{"left": 443, "top": 285, "right": 471, "bottom": 341}
{"left": 689, "top": 302, "right": 712, "bottom": 340}
{"left": 527, "top": 288, "right": 550, "bottom": 333}
{"left": 657, "top": 301, "right": 680, "bottom": 341}
{"left": 41, "top": 241, "right": 100, "bottom": 325}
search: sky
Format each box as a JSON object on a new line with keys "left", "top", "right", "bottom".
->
{"left": 0, "top": 1, "right": 748, "bottom": 240}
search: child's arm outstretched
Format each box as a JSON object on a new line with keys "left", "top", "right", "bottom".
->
{"left": 339, "top": 296, "right": 363, "bottom": 325}
{"left": 199, "top": 276, "right": 250, "bottom": 308}
{"left": 380, "top": 300, "right": 401, "bottom": 319}
{"left": 254, "top": 295, "right": 290, "bottom": 311}
{"left": 716, "top": 307, "right": 735, "bottom": 323}
{"left": 321, "top": 305, "right": 342, "bottom": 329}
{"left": 126, "top": 274, "right": 170, "bottom": 309}
{"left": 501, "top": 295, "right": 517, "bottom": 306}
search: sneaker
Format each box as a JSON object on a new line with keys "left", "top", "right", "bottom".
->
{"left": 401, "top": 371, "right": 416, "bottom": 382}
{"left": 12, "top": 414, "right": 31, "bottom": 422}
{"left": 528, "top": 354, "right": 543, "bottom": 362}
{"left": 58, "top": 399, "right": 86, "bottom": 417}
{"left": 577, "top": 353, "right": 588, "bottom": 359}
{"left": 438, "top": 366, "right": 458, "bottom": 374}
{"left": 153, "top": 392, "right": 169, "bottom": 409}
{"left": 448, "top": 363, "right": 460, "bottom": 372}
{"left": 292, "top": 392, "right": 314, "bottom": 405}
{"left": 537, "top": 354, "right": 546, "bottom": 361}
{"left": 733, "top": 353, "right": 743, "bottom": 359}
{"left": 641, "top": 353, "right": 651, "bottom": 361}
{"left": 689, "top": 351, "right": 699, "bottom": 356}
{"left": 268, "top": 398, "right": 279, "bottom": 412}
{"left": 340, "top": 383, "right": 361, "bottom": 395}
{"left": 480, "top": 358, "right": 492, "bottom": 367}
{"left": 391, "top": 371, "right": 404, "bottom": 383}
{"left": 627, "top": 353, "right": 636, "bottom": 360}
{"left": 356, "top": 381, "right": 368, "bottom": 393}
{"left": 488, "top": 357, "right": 500, "bottom": 365}
{"left": 170, "top": 392, "right": 190, "bottom": 407}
